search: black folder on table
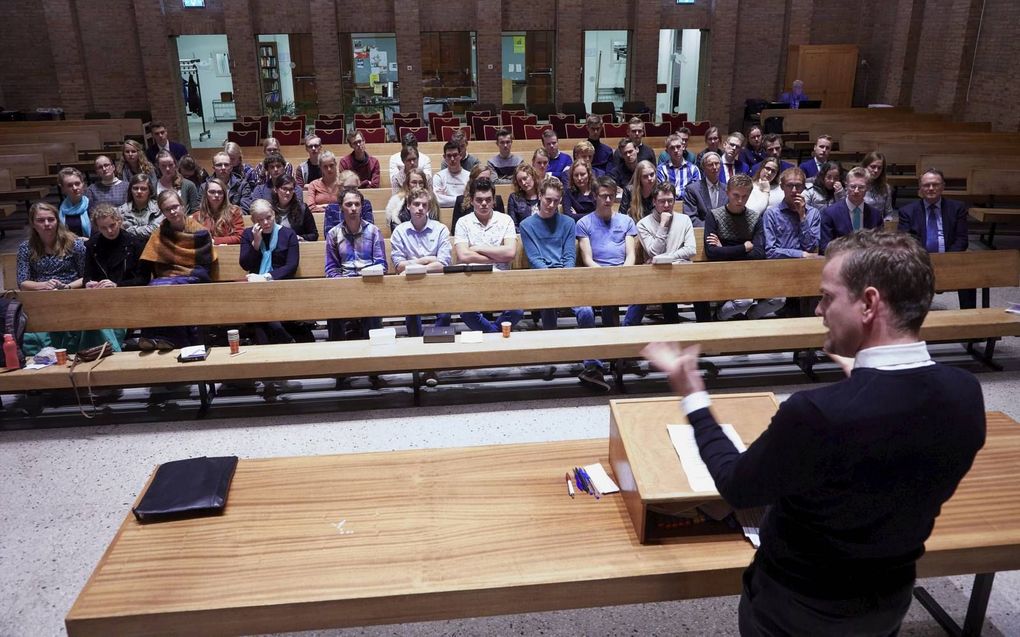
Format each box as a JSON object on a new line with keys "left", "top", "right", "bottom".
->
{"left": 132, "top": 456, "right": 239, "bottom": 522}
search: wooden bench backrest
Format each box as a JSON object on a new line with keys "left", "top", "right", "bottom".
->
{"left": 0, "top": 153, "right": 47, "bottom": 179}
{"left": 873, "top": 141, "right": 1020, "bottom": 166}
{"left": 968, "top": 169, "right": 1020, "bottom": 196}
{"left": 0, "top": 118, "right": 144, "bottom": 141}
{"left": 0, "top": 129, "right": 103, "bottom": 152}
{"left": 0, "top": 142, "right": 78, "bottom": 165}
{"left": 760, "top": 107, "right": 915, "bottom": 132}
{"left": 915, "top": 154, "right": 1020, "bottom": 180}
{"left": 12, "top": 250, "right": 1017, "bottom": 331}
{"left": 0, "top": 168, "right": 11, "bottom": 191}
{"left": 841, "top": 131, "right": 1020, "bottom": 154}
{"left": 808, "top": 117, "right": 980, "bottom": 143}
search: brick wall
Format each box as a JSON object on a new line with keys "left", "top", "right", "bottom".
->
{"left": 808, "top": 0, "right": 862, "bottom": 45}
{"left": 251, "top": 0, "right": 310, "bottom": 33}
{"left": 309, "top": 0, "right": 342, "bottom": 115}
{"left": 963, "top": 0, "right": 1020, "bottom": 131}
{"left": 133, "top": 0, "right": 189, "bottom": 144}
{"left": 705, "top": 0, "right": 739, "bottom": 131}
{"left": 41, "top": 0, "right": 92, "bottom": 118}
{"left": 337, "top": 0, "right": 393, "bottom": 32}
{"left": 475, "top": 0, "right": 504, "bottom": 108}
{"left": 503, "top": 1, "right": 555, "bottom": 31}
{"left": 627, "top": 0, "right": 662, "bottom": 109}
{"left": 223, "top": 0, "right": 261, "bottom": 116}
{"left": 419, "top": 0, "right": 474, "bottom": 31}
{"left": 77, "top": 0, "right": 149, "bottom": 115}
{"left": 556, "top": 0, "right": 585, "bottom": 104}
{"left": 730, "top": 0, "right": 787, "bottom": 128}
{"left": 163, "top": 0, "right": 227, "bottom": 34}
{"left": 659, "top": 0, "right": 710, "bottom": 30}
{"left": 393, "top": 2, "right": 423, "bottom": 114}
{"left": 0, "top": 2, "right": 59, "bottom": 110}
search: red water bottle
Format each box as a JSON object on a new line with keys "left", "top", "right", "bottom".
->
{"left": 4, "top": 333, "right": 19, "bottom": 370}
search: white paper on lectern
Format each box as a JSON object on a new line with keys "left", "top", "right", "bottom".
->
{"left": 582, "top": 463, "right": 619, "bottom": 494}
{"left": 666, "top": 424, "right": 746, "bottom": 493}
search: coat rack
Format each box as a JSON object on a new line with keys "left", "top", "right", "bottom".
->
{"left": 180, "top": 58, "right": 211, "bottom": 141}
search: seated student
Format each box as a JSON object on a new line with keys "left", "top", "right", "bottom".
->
{"left": 118, "top": 174, "right": 164, "bottom": 240}
{"left": 563, "top": 140, "right": 599, "bottom": 181}
{"left": 117, "top": 139, "right": 154, "bottom": 183}
{"left": 138, "top": 190, "right": 217, "bottom": 348}
{"left": 224, "top": 141, "right": 257, "bottom": 186}
{"left": 270, "top": 174, "right": 317, "bottom": 242}
{"left": 619, "top": 160, "right": 658, "bottom": 219}
{"left": 519, "top": 177, "right": 607, "bottom": 392}
{"left": 898, "top": 168, "right": 976, "bottom": 309}
{"left": 719, "top": 132, "right": 749, "bottom": 185}
{"left": 562, "top": 159, "right": 597, "bottom": 221}
{"left": 390, "top": 187, "right": 453, "bottom": 370}
{"left": 154, "top": 151, "right": 201, "bottom": 213}
{"left": 145, "top": 121, "right": 187, "bottom": 163}
{"left": 504, "top": 163, "right": 541, "bottom": 228}
{"left": 386, "top": 168, "right": 437, "bottom": 230}
{"left": 611, "top": 138, "right": 639, "bottom": 189}
{"left": 820, "top": 167, "right": 883, "bottom": 254}
{"left": 338, "top": 130, "right": 380, "bottom": 189}
{"left": 56, "top": 167, "right": 92, "bottom": 237}
{"left": 611, "top": 118, "right": 656, "bottom": 171}
{"left": 683, "top": 152, "right": 726, "bottom": 227}
{"left": 205, "top": 151, "right": 254, "bottom": 214}
{"left": 453, "top": 177, "right": 523, "bottom": 333}
{"left": 452, "top": 165, "right": 506, "bottom": 230}
{"left": 584, "top": 114, "right": 615, "bottom": 176}
{"left": 248, "top": 137, "right": 294, "bottom": 188}
{"left": 389, "top": 144, "right": 423, "bottom": 194}
{"left": 434, "top": 141, "right": 470, "bottom": 208}
{"left": 576, "top": 176, "right": 639, "bottom": 327}
{"left": 861, "top": 150, "right": 896, "bottom": 221}
{"left": 751, "top": 133, "right": 794, "bottom": 174}
{"left": 704, "top": 174, "right": 784, "bottom": 321}
{"left": 177, "top": 155, "right": 209, "bottom": 190}
{"left": 84, "top": 203, "right": 150, "bottom": 290}
{"left": 799, "top": 135, "right": 833, "bottom": 180}
{"left": 192, "top": 177, "right": 245, "bottom": 245}
{"left": 17, "top": 202, "right": 121, "bottom": 355}
{"left": 303, "top": 149, "right": 341, "bottom": 214}
{"left": 746, "top": 156, "right": 784, "bottom": 214}
{"left": 656, "top": 126, "right": 697, "bottom": 166}
{"left": 324, "top": 188, "right": 387, "bottom": 341}
{"left": 531, "top": 147, "right": 550, "bottom": 183}
{"left": 542, "top": 129, "right": 572, "bottom": 177}
{"left": 740, "top": 124, "right": 766, "bottom": 167}
{"left": 251, "top": 153, "right": 301, "bottom": 203}
{"left": 440, "top": 130, "right": 479, "bottom": 172}
{"left": 657, "top": 131, "right": 701, "bottom": 201}
{"left": 389, "top": 133, "right": 434, "bottom": 193}
{"left": 296, "top": 135, "right": 323, "bottom": 189}
{"left": 324, "top": 170, "right": 376, "bottom": 235}
{"left": 804, "top": 160, "right": 844, "bottom": 213}
{"left": 765, "top": 167, "right": 820, "bottom": 260}
{"left": 627, "top": 182, "right": 696, "bottom": 326}
{"left": 487, "top": 128, "right": 522, "bottom": 183}
{"left": 695, "top": 126, "right": 723, "bottom": 165}
{"left": 239, "top": 199, "right": 299, "bottom": 344}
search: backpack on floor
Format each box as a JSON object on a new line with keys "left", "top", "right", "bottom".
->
{"left": 0, "top": 295, "right": 28, "bottom": 368}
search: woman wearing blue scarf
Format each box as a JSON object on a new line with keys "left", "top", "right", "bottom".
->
{"left": 57, "top": 167, "right": 91, "bottom": 237}
{"left": 239, "top": 199, "right": 299, "bottom": 345}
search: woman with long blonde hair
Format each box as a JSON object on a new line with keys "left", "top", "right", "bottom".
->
{"left": 116, "top": 139, "right": 154, "bottom": 182}
{"left": 620, "top": 160, "right": 658, "bottom": 221}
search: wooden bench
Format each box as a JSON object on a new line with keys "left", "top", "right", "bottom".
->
{"left": 0, "top": 129, "right": 103, "bottom": 154}
{"left": 0, "top": 118, "right": 144, "bottom": 143}
{"left": 0, "top": 142, "right": 78, "bottom": 166}
{"left": 62, "top": 400, "right": 1020, "bottom": 636}
{"left": 760, "top": 106, "right": 917, "bottom": 134}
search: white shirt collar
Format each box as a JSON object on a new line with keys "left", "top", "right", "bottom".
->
{"left": 854, "top": 341, "right": 934, "bottom": 371}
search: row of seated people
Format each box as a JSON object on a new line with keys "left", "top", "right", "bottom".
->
{"left": 18, "top": 158, "right": 971, "bottom": 388}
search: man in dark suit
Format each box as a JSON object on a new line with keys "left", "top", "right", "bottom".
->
{"left": 820, "top": 167, "right": 883, "bottom": 253}
{"left": 798, "top": 134, "right": 833, "bottom": 180}
{"left": 751, "top": 133, "right": 794, "bottom": 174}
{"left": 719, "top": 132, "right": 750, "bottom": 185}
{"left": 146, "top": 122, "right": 188, "bottom": 164}
{"left": 682, "top": 152, "right": 727, "bottom": 227}
{"left": 898, "top": 168, "right": 976, "bottom": 308}
{"left": 644, "top": 230, "right": 985, "bottom": 636}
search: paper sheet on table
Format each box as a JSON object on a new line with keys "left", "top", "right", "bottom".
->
{"left": 582, "top": 462, "right": 619, "bottom": 494}
{"left": 666, "top": 424, "right": 746, "bottom": 493}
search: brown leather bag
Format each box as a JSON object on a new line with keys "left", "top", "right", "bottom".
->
{"left": 69, "top": 341, "right": 114, "bottom": 418}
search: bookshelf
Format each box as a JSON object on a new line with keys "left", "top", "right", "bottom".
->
{"left": 259, "top": 42, "right": 281, "bottom": 112}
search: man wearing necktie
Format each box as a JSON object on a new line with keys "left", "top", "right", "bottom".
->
{"left": 720, "top": 132, "right": 748, "bottom": 185}
{"left": 819, "top": 167, "right": 883, "bottom": 253}
{"left": 898, "top": 169, "right": 976, "bottom": 309}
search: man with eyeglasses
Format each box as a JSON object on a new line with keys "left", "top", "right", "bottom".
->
{"left": 296, "top": 136, "right": 323, "bottom": 188}
{"left": 585, "top": 114, "right": 615, "bottom": 175}
{"left": 657, "top": 132, "right": 702, "bottom": 201}
{"left": 820, "top": 167, "right": 882, "bottom": 254}
{"left": 898, "top": 168, "right": 976, "bottom": 309}
{"left": 205, "top": 151, "right": 253, "bottom": 214}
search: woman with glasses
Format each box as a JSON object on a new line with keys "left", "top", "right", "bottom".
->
{"left": 85, "top": 155, "right": 130, "bottom": 213}
{"left": 270, "top": 174, "right": 317, "bottom": 241}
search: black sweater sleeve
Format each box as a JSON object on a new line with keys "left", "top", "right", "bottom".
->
{"left": 703, "top": 211, "right": 749, "bottom": 261}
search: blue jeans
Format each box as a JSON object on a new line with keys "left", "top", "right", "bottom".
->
{"left": 599, "top": 306, "right": 641, "bottom": 327}
{"left": 622, "top": 303, "right": 681, "bottom": 326}
{"left": 460, "top": 310, "right": 524, "bottom": 333}
{"left": 405, "top": 313, "right": 452, "bottom": 337}
{"left": 539, "top": 307, "right": 603, "bottom": 370}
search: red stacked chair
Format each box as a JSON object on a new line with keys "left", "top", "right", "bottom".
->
{"left": 684, "top": 120, "right": 711, "bottom": 135}
{"left": 523, "top": 124, "right": 554, "bottom": 140}
{"left": 356, "top": 127, "right": 387, "bottom": 143}
{"left": 314, "top": 128, "right": 345, "bottom": 145}
{"left": 397, "top": 126, "right": 429, "bottom": 143}
{"left": 227, "top": 130, "right": 258, "bottom": 146}
{"left": 548, "top": 114, "right": 576, "bottom": 139}
{"left": 563, "top": 123, "right": 587, "bottom": 139}
{"left": 510, "top": 114, "right": 538, "bottom": 140}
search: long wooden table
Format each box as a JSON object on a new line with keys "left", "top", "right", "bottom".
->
{"left": 64, "top": 397, "right": 1020, "bottom": 636}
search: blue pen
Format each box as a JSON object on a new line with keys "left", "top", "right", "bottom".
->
{"left": 573, "top": 468, "right": 589, "bottom": 494}
{"left": 578, "top": 467, "right": 597, "bottom": 498}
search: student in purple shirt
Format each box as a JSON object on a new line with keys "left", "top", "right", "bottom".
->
{"left": 324, "top": 188, "right": 386, "bottom": 341}
{"left": 576, "top": 176, "right": 639, "bottom": 327}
